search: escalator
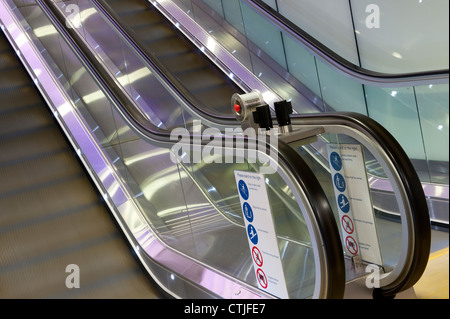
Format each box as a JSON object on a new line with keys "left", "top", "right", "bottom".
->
{"left": 1, "top": 0, "right": 433, "bottom": 299}
{"left": 83, "top": 0, "right": 433, "bottom": 298}
{"left": 95, "top": 0, "right": 244, "bottom": 117}
{"left": 0, "top": 31, "right": 162, "bottom": 298}
{"left": 1, "top": 0, "right": 347, "bottom": 299}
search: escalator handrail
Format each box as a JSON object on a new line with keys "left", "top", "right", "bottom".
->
{"left": 243, "top": 0, "right": 449, "bottom": 86}
{"left": 91, "top": 0, "right": 245, "bottom": 126}
{"left": 36, "top": 0, "right": 346, "bottom": 299}
{"left": 290, "top": 112, "right": 431, "bottom": 297}
{"left": 40, "top": 0, "right": 430, "bottom": 298}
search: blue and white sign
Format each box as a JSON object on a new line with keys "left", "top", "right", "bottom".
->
{"left": 238, "top": 180, "right": 249, "bottom": 200}
{"left": 247, "top": 224, "right": 259, "bottom": 245}
{"left": 334, "top": 173, "right": 346, "bottom": 192}
{"left": 243, "top": 202, "right": 254, "bottom": 223}
{"left": 327, "top": 144, "right": 383, "bottom": 266}
{"left": 330, "top": 152, "right": 343, "bottom": 171}
{"left": 338, "top": 194, "right": 350, "bottom": 214}
{"left": 235, "top": 171, "right": 289, "bottom": 299}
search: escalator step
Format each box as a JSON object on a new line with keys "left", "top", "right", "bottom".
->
{"left": 0, "top": 51, "right": 21, "bottom": 70}
{"left": 119, "top": 8, "right": 162, "bottom": 28}
{"left": 150, "top": 37, "right": 193, "bottom": 60}
{"left": 0, "top": 174, "right": 105, "bottom": 232}
{"left": 176, "top": 68, "right": 227, "bottom": 93}
{"left": 134, "top": 22, "right": 176, "bottom": 45}
{"left": 0, "top": 127, "right": 70, "bottom": 166}
{"left": 194, "top": 84, "right": 239, "bottom": 113}
{"left": 0, "top": 85, "right": 43, "bottom": 113}
{"left": 0, "top": 102, "right": 54, "bottom": 138}
{"left": 0, "top": 150, "right": 83, "bottom": 197}
{"left": 161, "top": 51, "right": 208, "bottom": 75}
{"left": 106, "top": 0, "right": 149, "bottom": 16}
{"left": 0, "top": 68, "right": 32, "bottom": 91}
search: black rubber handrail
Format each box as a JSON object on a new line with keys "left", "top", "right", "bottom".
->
{"left": 36, "top": 0, "right": 346, "bottom": 299}
{"left": 290, "top": 112, "right": 431, "bottom": 297}
{"left": 244, "top": 0, "right": 449, "bottom": 86}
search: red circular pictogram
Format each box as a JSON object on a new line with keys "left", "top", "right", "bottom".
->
{"left": 341, "top": 215, "right": 355, "bottom": 234}
{"left": 256, "top": 268, "right": 268, "bottom": 289}
{"left": 345, "top": 236, "right": 359, "bottom": 256}
{"left": 252, "top": 246, "right": 263, "bottom": 267}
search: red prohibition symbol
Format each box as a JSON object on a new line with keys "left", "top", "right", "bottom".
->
{"left": 252, "top": 246, "right": 263, "bottom": 267}
{"left": 345, "top": 236, "right": 359, "bottom": 256}
{"left": 341, "top": 215, "right": 354, "bottom": 234}
{"left": 256, "top": 268, "right": 268, "bottom": 289}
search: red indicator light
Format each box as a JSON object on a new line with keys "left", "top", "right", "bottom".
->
{"left": 234, "top": 104, "right": 241, "bottom": 113}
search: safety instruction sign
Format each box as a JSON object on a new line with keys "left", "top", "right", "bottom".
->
{"left": 327, "top": 144, "right": 383, "bottom": 266}
{"left": 234, "top": 171, "right": 289, "bottom": 299}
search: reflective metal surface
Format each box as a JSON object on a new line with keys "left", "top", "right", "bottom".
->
{"left": 0, "top": 2, "right": 162, "bottom": 299}
{"left": 1, "top": 0, "right": 346, "bottom": 299}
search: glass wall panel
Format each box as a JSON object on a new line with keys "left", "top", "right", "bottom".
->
{"left": 201, "top": 0, "right": 224, "bottom": 18}
{"left": 275, "top": 0, "right": 360, "bottom": 65}
{"left": 416, "top": 84, "right": 449, "bottom": 184}
{"left": 240, "top": 1, "right": 287, "bottom": 69}
{"left": 316, "top": 60, "right": 367, "bottom": 114}
{"left": 283, "top": 35, "right": 322, "bottom": 98}
{"left": 222, "top": 0, "right": 246, "bottom": 36}
{"left": 350, "top": 0, "right": 449, "bottom": 73}
{"left": 365, "top": 86, "right": 427, "bottom": 165}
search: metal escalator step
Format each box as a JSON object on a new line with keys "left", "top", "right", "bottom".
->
{"left": 150, "top": 37, "right": 192, "bottom": 60}
{"left": 0, "top": 84, "right": 43, "bottom": 114}
{"left": 0, "top": 51, "right": 21, "bottom": 70}
{"left": 106, "top": 0, "right": 150, "bottom": 17}
{"left": 0, "top": 33, "right": 13, "bottom": 51}
{"left": 0, "top": 211, "right": 129, "bottom": 298}
{"left": 175, "top": 68, "right": 227, "bottom": 93}
{"left": 134, "top": 22, "right": 176, "bottom": 45}
{"left": 0, "top": 149, "right": 83, "bottom": 197}
{"left": 0, "top": 67, "right": 32, "bottom": 91}
{"left": 119, "top": 8, "right": 163, "bottom": 28}
{"left": 0, "top": 102, "right": 54, "bottom": 138}
{"left": 0, "top": 175, "right": 106, "bottom": 232}
{"left": 0, "top": 233, "right": 149, "bottom": 298}
{"left": 0, "top": 126, "right": 71, "bottom": 165}
{"left": 194, "top": 84, "right": 240, "bottom": 113}
{"left": 0, "top": 202, "right": 112, "bottom": 268}
{"left": 161, "top": 51, "right": 209, "bottom": 75}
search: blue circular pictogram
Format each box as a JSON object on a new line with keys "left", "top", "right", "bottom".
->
{"left": 337, "top": 194, "right": 350, "bottom": 213}
{"left": 334, "top": 173, "right": 346, "bottom": 192}
{"left": 243, "top": 202, "right": 254, "bottom": 223}
{"left": 247, "top": 224, "right": 258, "bottom": 245}
{"left": 330, "top": 152, "right": 343, "bottom": 171}
{"left": 238, "top": 180, "right": 249, "bottom": 200}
